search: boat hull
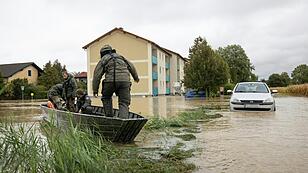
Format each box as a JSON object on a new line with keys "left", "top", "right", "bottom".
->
{"left": 40, "top": 105, "right": 148, "bottom": 143}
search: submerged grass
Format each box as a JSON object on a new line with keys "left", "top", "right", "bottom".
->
{"left": 145, "top": 107, "right": 223, "bottom": 130}
{"left": 0, "top": 120, "right": 196, "bottom": 173}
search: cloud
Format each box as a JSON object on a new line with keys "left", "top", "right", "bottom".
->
{"left": 0, "top": 0, "right": 307, "bottom": 79}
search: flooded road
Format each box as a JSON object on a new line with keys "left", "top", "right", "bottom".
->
{"left": 192, "top": 96, "right": 308, "bottom": 173}
{"left": 1, "top": 96, "right": 308, "bottom": 172}
{"left": 91, "top": 96, "right": 229, "bottom": 117}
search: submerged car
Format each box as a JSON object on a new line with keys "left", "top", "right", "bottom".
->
{"left": 230, "top": 82, "right": 276, "bottom": 111}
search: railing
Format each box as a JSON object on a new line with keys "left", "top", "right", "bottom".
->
{"left": 152, "top": 56, "right": 158, "bottom": 65}
{"left": 166, "top": 63, "right": 170, "bottom": 69}
{"left": 166, "top": 88, "right": 170, "bottom": 95}
{"left": 166, "top": 75, "right": 170, "bottom": 82}
{"left": 152, "top": 71, "right": 158, "bottom": 80}
{"left": 153, "top": 87, "right": 158, "bottom": 96}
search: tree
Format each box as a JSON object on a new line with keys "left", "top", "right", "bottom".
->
{"left": 267, "top": 73, "right": 282, "bottom": 87}
{"left": 267, "top": 72, "right": 291, "bottom": 87}
{"left": 10, "top": 78, "right": 29, "bottom": 99}
{"left": 291, "top": 64, "right": 308, "bottom": 84}
{"left": 249, "top": 73, "right": 258, "bottom": 82}
{"left": 38, "top": 60, "right": 66, "bottom": 89}
{"left": 280, "top": 72, "right": 291, "bottom": 86}
{"left": 184, "top": 37, "right": 230, "bottom": 95}
{"left": 0, "top": 72, "right": 4, "bottom": 90}
{"left": 216, "top": 45, "right": 255, "bottom": 83}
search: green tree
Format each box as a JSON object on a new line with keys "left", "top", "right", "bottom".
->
{"left": 38, "top": 60, "right": 66, "bottom": 89}
{"left": 249, "top": 73, "right": 258, "bottom": 82}
{"left": 267, "top": 72, "right": 291, "bottom": 87}
{"left": 216, "top": 45, "right": 255, "bottom": 83}
{"left": 291, "top": 64, "right": 308, "bottom": 84}
{"left": 280, "top": 72, "right": 291, "bottom": 86}
{"left": 267, "top": 73, "right": 282, "bottom": 87}
{"left": 184, "top": 37, "right": 230, "bottom": 95}
{"left": 0, "top": 72, "right": 4, "bottom": 90}
{"left": 10, "top": 78, "right": 29, "bottom": 99}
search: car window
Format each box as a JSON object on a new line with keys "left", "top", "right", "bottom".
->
{"left": 235, "top": 83, "right": 269, "bottom": 93}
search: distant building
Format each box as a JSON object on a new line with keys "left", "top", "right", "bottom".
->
{"left": 0, "top": 62, "right": 43, "bottom": 84}
{"left": 82, "top": 27, "right": 187, "bottom": 96}
{"left": 74, "top": 72, "right": 87, "bottom": 84}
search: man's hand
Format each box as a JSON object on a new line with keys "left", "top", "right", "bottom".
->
{"left": 93, "top": 92, "right": 98, "bottom": 98}
{"left": 134, "top": 78, "right": 140, "bottom": 83}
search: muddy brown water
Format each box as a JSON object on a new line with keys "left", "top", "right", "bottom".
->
{"left": 191, "top": 95, "right": 308, "bottom": 173}
{"left": 1, "top": 95, "right": 308, "bottom": 172}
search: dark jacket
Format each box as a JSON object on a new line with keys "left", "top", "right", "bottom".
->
{"left": 76, "top": 94, "right": 92, "bottom": 113}
{"left": 63, "top": 74, "right": 77, "bottom": 99}
{"left": 92, "top": 52, "right": 139, "bottom": 93}
{"left": 48, "top": 84, "right": 63, "bottom": 98}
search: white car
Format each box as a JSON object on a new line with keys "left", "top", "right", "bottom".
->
{"left": 230, "top": 82, "right": 276, "bottom": 111}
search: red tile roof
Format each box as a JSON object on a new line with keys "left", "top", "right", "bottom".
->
{"left": 74, "top": 72, "right": 87, "bottom": 78}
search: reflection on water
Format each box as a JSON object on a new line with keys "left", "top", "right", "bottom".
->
{"left": 191, "top": 96, "right": 308, "bottom": 173}
{"left": 0, "top": 100, "right": 45, "bottom": 122}
{"left": 0, "top": 96, "right": 229, "bottom": 121}
{"left": 92, "top": 96, "right": 229, "bottom": 118}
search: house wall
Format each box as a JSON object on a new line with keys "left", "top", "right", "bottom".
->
{"left": 87, "top": 30, "right": 150, "bottom": 95}
{"left": 8, "top": 65, "right": 39, "bottom": 84}
{"left": 169, "top": 53, "right": 178, "bottom": 95}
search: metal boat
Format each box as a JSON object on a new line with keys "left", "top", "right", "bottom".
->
{"left": 40, "top": 104, "right": 148, "bottom": 143}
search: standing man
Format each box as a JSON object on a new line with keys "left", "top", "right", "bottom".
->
{"left": 62, "top": 69, "right": 77, "bottom": 112}
{"left": 92, "top": 45, "right": 139, "bottom": 118}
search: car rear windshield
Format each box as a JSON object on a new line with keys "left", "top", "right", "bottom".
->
{"left": 235, "top": 83, "right": 269, "bottom": 93}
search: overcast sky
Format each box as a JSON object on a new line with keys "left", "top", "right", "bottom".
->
{"left": 0, "top": 0, "right": 307, "bottom": 79}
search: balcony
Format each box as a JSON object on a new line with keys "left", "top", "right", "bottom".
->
{"left": 166, "top": 75, "right": 170, "bottom": 82}
{"left": 153, "top": 87, "right": 158, "bottom": 96}
{"left": 152, "top": 71, "right": 158, "bottom": 80}
{"left": 152, "top": 56, "right": 158, "bottom": 65}
{"left": 165, "top": 63, "right": 170, "bottom": 69}
{"left": 166, "top": 88, "right": 170, "bottom": 95}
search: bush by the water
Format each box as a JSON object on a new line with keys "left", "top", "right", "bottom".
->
{"left": 0, "top": 79, "right": 47, "bottom": 100}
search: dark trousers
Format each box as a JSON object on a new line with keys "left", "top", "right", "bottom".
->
{"left": 65, "top": 97, "right": 75, "bottom": 112}
{"left": 101, "top": 81, "right": 131, "bottom": 119}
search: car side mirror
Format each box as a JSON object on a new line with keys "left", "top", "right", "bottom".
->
{"left": 271, "top": 89, "right": 278, "bottom": 94}
{"left": 227, "top": 90, "right": 233, "bottom": 94}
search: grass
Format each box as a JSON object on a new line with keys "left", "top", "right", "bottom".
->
{"left": 0, "top": 120, "right": 196, "bottom": 173}
{"left": 175, "top": 134, "right": 196, "bottom": 141}
{"left": 145, "top": 107, "right": 222, "bottom": 130}
{"left": 272, "top": 84, "right": 308, "bottom": 97}
{"left": 0, "top": 107, "right": 223, "bottom": 172}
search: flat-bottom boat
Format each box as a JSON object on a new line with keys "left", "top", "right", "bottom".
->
{"left": 40, "top": 104, "right": 148, "bottom": 143}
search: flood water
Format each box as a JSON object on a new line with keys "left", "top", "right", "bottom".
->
{"left": 1, "top": 95, "right": 308, "bottom": 172}
{"left": 191, "top": 96, "right": 308, "bottom": 173}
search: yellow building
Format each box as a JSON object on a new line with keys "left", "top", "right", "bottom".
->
{"left": 82, "top": 27, "right": 187, "bottom": 96}
{"left": 0, "top": 62, "right": 42, "bottom": 84}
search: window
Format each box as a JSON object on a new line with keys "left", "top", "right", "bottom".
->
{"left": 28, "top": 70, "right": 32, "bottom": 76}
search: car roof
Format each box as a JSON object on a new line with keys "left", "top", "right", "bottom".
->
{"left": 237, "top": 82, "right": 265, "bottom": 84}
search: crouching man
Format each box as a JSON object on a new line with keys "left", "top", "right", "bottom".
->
{"left": 75, "top": 89, "right": 92, "bottom": 114}
{"left": 47, "top": 83, "right": 64, "bottom": 109}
